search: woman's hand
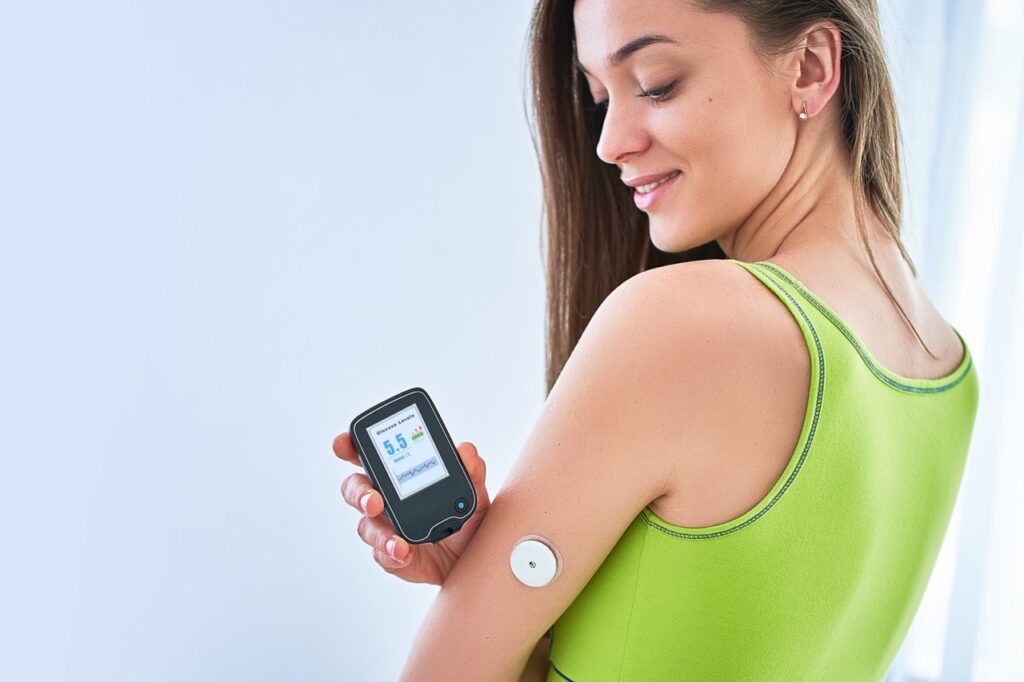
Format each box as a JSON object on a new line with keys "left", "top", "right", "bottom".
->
{"left": 332, "top": 431, "right": 492, "bottom": 586}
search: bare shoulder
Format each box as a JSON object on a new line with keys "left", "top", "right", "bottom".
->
{"left": 614, "top": 258, "right": 809, "bottom": 372}
{"left": 616, "top": 260, "right": 813, "bottom": 529}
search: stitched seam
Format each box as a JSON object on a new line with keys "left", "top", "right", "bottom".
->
{"left": 549, "top": 662, "right": 574, "bottom": 681}
{"left": 753, "top": 261, "right": 972, "bottom": 394}
{"left": 616, "top": 523, "right": 648, "bottom": 679}
{"left": 641, "top": 263, "right": 825, "bottom": 540}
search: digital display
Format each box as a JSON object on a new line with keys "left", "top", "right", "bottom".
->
{"left": 366, "top": 403, "right": 450, "bottom": 500}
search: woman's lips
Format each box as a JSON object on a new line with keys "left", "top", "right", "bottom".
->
{"left": 633, "top": 170, "right": 681, "bottom": 210}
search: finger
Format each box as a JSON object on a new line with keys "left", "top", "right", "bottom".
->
{"left": 359, "top": 515, "right": 408, "bottom": 562}
{"left": 340, "top": 472, "right": 383, "bottom": 517}
{"left": 372, "top": 546, "right": 409, "bottom": 572}
{"left": 457, "top": 441, "right": 486, "bottom": 488}
{"left": 332, "top": 432, "right": 362, "bottom": 466}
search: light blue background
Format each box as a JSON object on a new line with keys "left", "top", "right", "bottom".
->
{"left": 1, "top": 2, "right": 543, "bottom": 680}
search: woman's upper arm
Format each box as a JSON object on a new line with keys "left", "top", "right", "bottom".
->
{"left": 399, "top": 264, "right": 733, "bottom": 681}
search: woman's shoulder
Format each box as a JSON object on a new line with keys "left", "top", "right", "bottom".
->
{"left": 638, "top": 256, "right": 812, "bottom": 397}
{"left": 617, "top": 258, "right": 808, "bottom": 361}
{"left": 612, "top": 259, "right": 813, "bottom": 529}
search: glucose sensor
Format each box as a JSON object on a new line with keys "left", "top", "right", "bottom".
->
{"left": 510, "top": 536, "right": 561, "bottom": 587}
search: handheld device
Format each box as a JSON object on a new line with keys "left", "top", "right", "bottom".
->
{"left": 349, "top": 387, "right": 477, "bottom": 544}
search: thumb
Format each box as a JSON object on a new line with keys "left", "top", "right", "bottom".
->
{"left": 457, "top": 441, "right": 486, "bottom": 488}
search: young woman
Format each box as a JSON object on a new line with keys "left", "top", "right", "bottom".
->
{"left": 334, "top": 0, "right": 980, "bottom": 679}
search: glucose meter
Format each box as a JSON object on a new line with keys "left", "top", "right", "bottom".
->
{"left": 349, "top": 387, "right": 476, "bottom": 544}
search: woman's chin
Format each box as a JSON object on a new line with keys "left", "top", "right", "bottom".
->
{"left": 648, "top": 221, "right": 692, "bottom": 254}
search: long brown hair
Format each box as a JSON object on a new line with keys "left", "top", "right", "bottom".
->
{"left": 525, "top": 0, "right": 936, "bottom": 395}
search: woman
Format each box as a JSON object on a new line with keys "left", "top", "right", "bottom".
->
{"left": 334, "top": 0, "right": 980, "bottom": 679}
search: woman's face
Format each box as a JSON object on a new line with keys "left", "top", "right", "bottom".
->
{"left": 573, "top": 0, "right": 797, "bottom": 252}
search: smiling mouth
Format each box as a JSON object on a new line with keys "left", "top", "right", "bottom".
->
{"left": 635, "top": 170, "right": 681, "bottom": 194}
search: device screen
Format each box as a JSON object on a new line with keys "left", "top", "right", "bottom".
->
{"left": 366, "top": 403, "right": 451, "bottom": 500}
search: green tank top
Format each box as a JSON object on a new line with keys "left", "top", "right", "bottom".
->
{"left": 546, "top": 259, "right": 980, "bottom": 681}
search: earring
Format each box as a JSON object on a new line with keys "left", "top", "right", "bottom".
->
{"left": 798, "top": 101, "right": 808, "bottom": 121}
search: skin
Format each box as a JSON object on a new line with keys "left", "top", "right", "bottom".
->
{"left": 335, "top": 1, "right": 966, "bottom": 679}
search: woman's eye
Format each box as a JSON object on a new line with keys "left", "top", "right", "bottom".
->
{"left": 585, "top": 80, "right": 677, "bottom": 113}
{"left": 639, "top": 81, "right": 677, "bottom": 103}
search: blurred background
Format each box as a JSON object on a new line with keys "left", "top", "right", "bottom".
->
{"left": 0, "top": 1, "right": 1020, "bottom": 680}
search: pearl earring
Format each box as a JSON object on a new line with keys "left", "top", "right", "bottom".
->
{"left": 798, "top": 101, "right": 808, "bottom": 121}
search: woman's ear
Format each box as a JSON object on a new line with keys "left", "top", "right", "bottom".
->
{"left": 789, "top": 21, "right": 843, "bottom": 120}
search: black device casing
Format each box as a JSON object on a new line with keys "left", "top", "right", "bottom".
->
{"left": 349, "top": 387, "right": 477, "bottom": 544}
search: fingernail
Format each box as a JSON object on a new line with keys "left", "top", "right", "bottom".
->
{"left": 386, "top": 537, "right": 398, "bottom": 558}
{"left": 359, "top": 492, "right": 372, "bottom": 513}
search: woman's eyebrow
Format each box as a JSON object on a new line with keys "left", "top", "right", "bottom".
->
{"left": 575, "top": 34, "right": 680, "bottom": 76}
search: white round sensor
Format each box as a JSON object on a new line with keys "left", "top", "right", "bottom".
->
{"left": 510, "top": 537, "right": 560, "bottom": 587}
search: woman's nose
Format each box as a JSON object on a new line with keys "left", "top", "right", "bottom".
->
{"left": 595, "top": 102, "right": 648, "bottom": 165}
